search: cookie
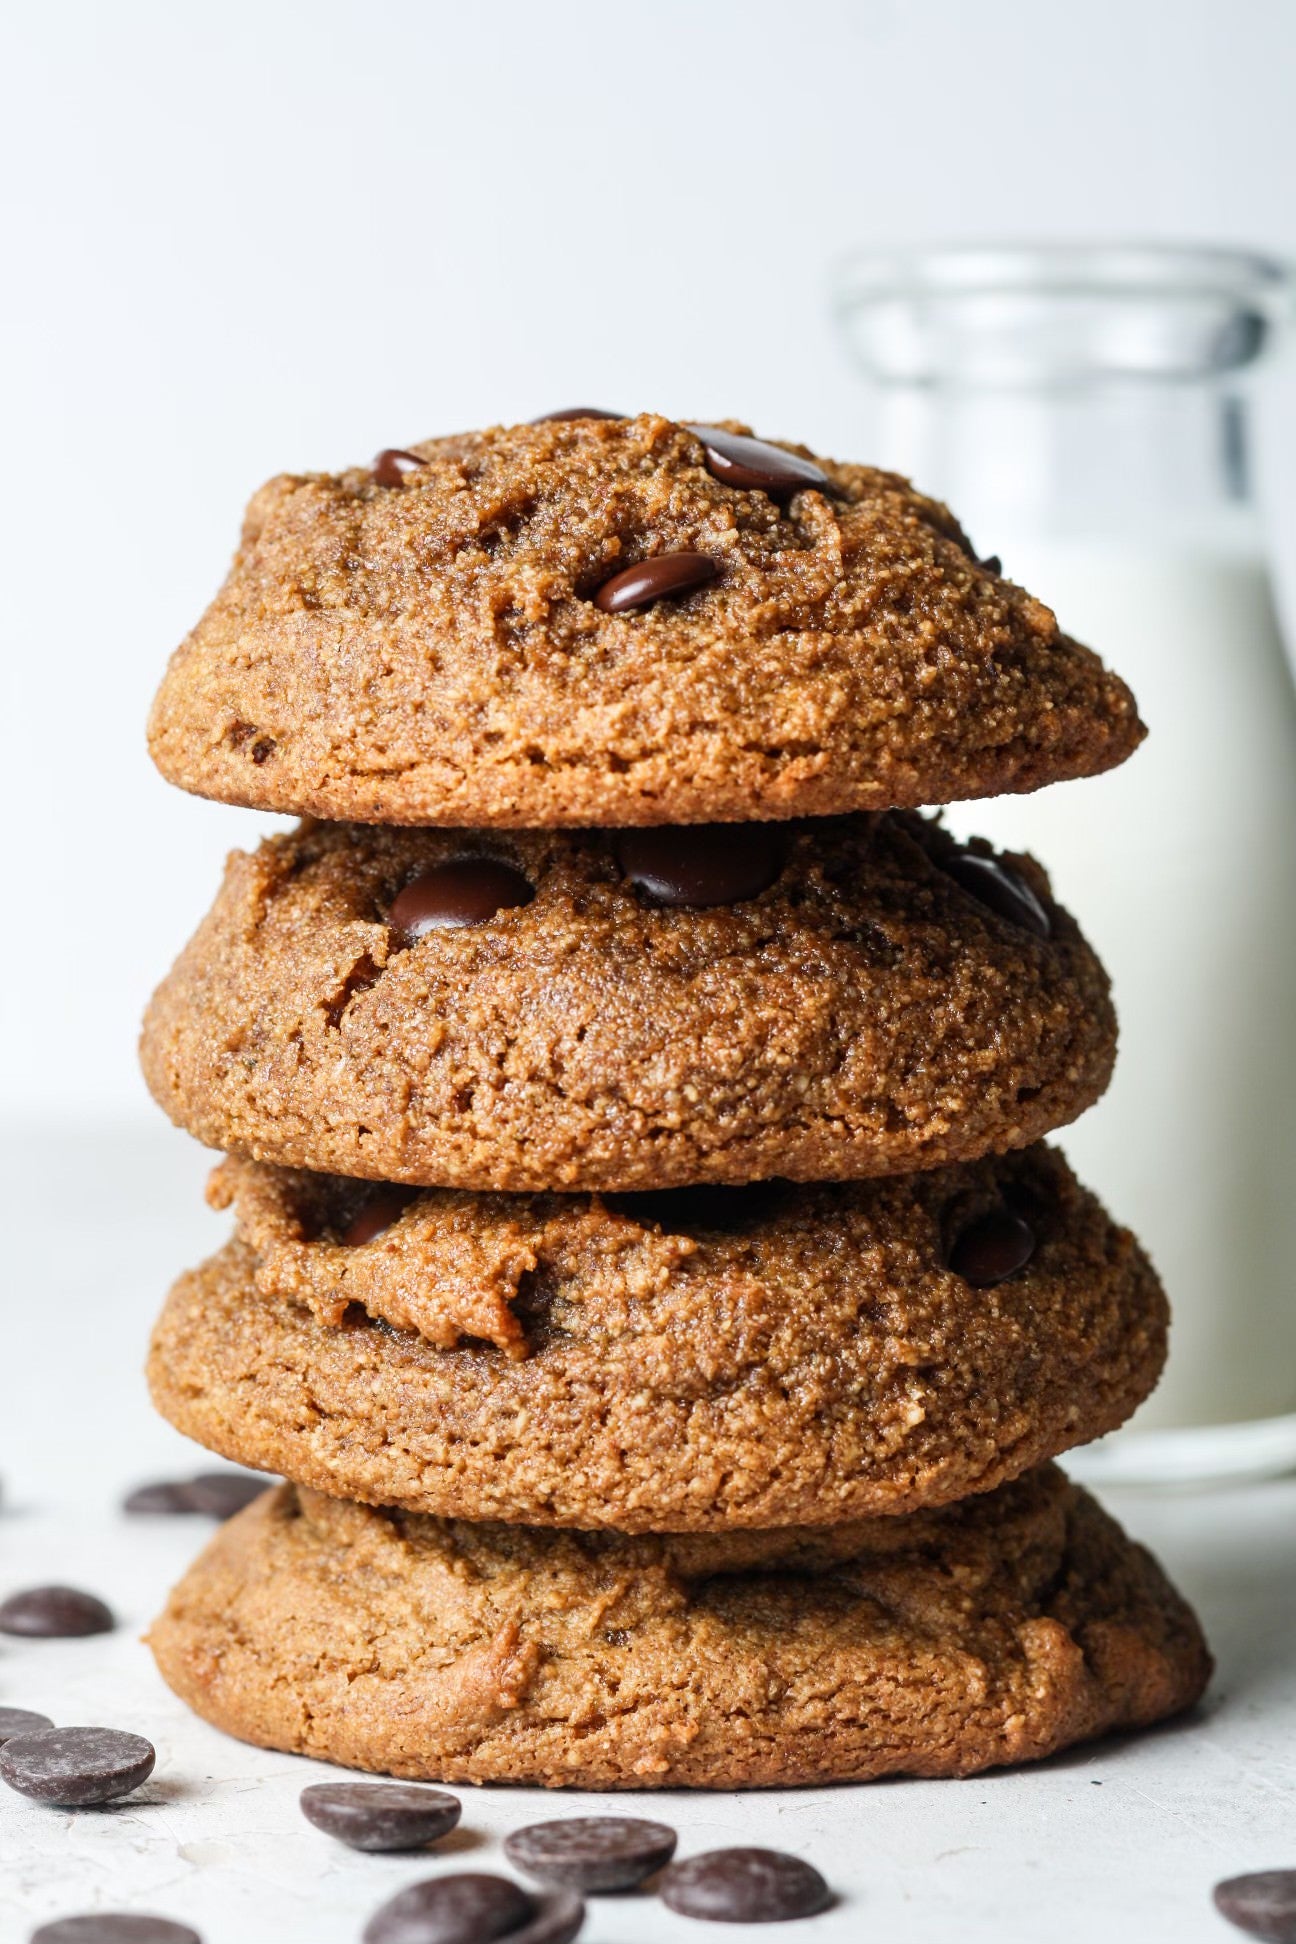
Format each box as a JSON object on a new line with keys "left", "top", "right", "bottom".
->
{"left": 140, "top": 812, "right": 1115, "bottom": 1192}
{"left": 147, "top": 1145, "right": 1166, "bottom": 1530}
{"left": 147, "top": 1466, "right": 1210, "bottom": 1789}
{"left": 146, "top": 415, "right": 1144, "bottom": 829}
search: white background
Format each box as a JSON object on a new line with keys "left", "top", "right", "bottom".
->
{"left": 2, "top": 0, "right": 1295, "bottom": 1124}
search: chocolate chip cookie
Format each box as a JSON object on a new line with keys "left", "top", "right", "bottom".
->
{"left": 146, "top": 415, "right": 1144, "bottom": 829}
{"left": 146, "top": 1145, "right": 1166, "bottom": 1530}
{"left": 140, "top": 812, "right": 1115, "bottom": 1192}
{"left": 147, "top": 1465, "right": 1210, "bottom": 1789}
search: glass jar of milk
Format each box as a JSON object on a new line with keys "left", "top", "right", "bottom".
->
{"left": 833, "top": 245, "right": 1296, "bottom": 1482}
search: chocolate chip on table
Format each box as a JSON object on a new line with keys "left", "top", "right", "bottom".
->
{"left": 341, "top": 1187, "right": 418, "bottom": 1248}
{"left": 1214, "top": 1873, "right": 1296, "bottom": 1943}
{"left": 594, "top": 552, "right": 718, "bottom": 614}
{"left": 389, "top": 859, "right": 535, "bottom": 938}
{"left": 0, "top": 1707, "right": 53, "bottom": 1744}
{"left": 940, "top": 850, "right": 1051, "bottom": 939}
{"left": 948, "top": 1208, "right": 1037, "bottom": 1288}
{"left": 616, "top": 824, "right": 785, "bottom": 908}
{"left": 660, "top": 1847, "right": 833, "bottom": 1923}
{"left": 361, "top": 1872, "right": 583, "bottom": 1944}
{"left": 31, "top": 1918, "right": 202, "bottom": 1944}
{"left": 181, "top": 1473, "right": 267, "bottom": 1520}
{"left": 685, "top": 424, "right": 844, "bottom": 502}
{"left": 373, "top": 448, "right": 426, "bottom": 487}
{"left": 299, "top": 1780, "right": 461, "bottom": 1852}
{"left": 504, "top": 1815, "right": 677, "bottom": 1892}
{"left": 122, "top": 1480, "right": 197, "bottom": 1515}
{"left": 532, "top": 408, "right": 626, "bottom": 422}
{"left": 0, "top": 1587, "right": 114, "bottom": 1638}
{"left": 0, "top": 1726, "right": 156, "bottom": 1807}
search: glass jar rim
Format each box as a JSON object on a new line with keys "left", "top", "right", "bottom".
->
{"left": 833, "top": 242, "right": 1292, "bottom": 304}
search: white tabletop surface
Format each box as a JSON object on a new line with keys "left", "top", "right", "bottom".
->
{"left": 2, "top": 1126, "right": 1293, "bottom": 1944}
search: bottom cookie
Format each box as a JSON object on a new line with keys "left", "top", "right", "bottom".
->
{"left": 148, "top": 1466, "right": 1209, "bottom": 1789}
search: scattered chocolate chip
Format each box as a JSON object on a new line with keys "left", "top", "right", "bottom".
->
{"left": 613, "top": 1183, "right": 786, "bottom": 1237}
{"left": 505, "top": 1816, "right": 677, "bottom": 1893}
{"left": 0, "top": 1587, "right": 114, "bottom": 1639}
{"left": 31, "top": 1919, "right": 201, "bottom": 1944}
{"left": 361, "top": 1873, "right": 583, "bottom": 1944}
{"left": 300, "top": 1780, "right": 461, "bottom": 1852}
{"left": 0, "top": 1726, "right": 156, "bottom": 1807}
{"left": 979, "top": 553, "right": 1003, "bottom": 575}
{"left": 685, "top": 425, "right": 844, "bottom": 502}
{"left": 532, "top": 408, "right": 626, "bottom": 422}
{"left": 341, "top": 1187, "right": 418, "bottom": 1248}
{"left": 122, "top": 1480, "right": 196, "bottom": 1515}
{"left": 594, "top": 552, "right": 718, "bottom": 614}
{"left": 0, "top": 1706, "right": 53, "bottom": 1744}
{"left": 389, "top": 859, "right": 535, "bottom": 938}
{"left": 940, "top": 850, "right": 1051, "bottom": 938}
{"left": 373, "top": 448, "right": 426, "bottom": 487}
{"left": 181, "top": 1472, "right": 267, "bottom": 1520}
{"left": 616, "top": 824, "right": 785, "bottom": 908}
{"left": 948, "top": 1209, "right": 1037, "bottom": 1288}
{"left": 1214, "top": 1873, "right": 1296, "bottom": 1943}
{"left": 660, "top": 1847, "right": 832, "bottom": 1924}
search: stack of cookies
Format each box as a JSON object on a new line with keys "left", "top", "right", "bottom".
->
{"left": 141, "top": 413, "right": 1209, "bottom": 1789}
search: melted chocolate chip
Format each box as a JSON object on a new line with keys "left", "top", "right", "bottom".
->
{"left": 372, "top": 448, "right": 426, "bottom": 487}
{"left": 0, "top": 1726, "right": 156, "bottom": 1807}
{"left": 300, "top": 1780, "right": 461, "bottom": 1852}
{"left": 948, "top": 1209, "right": 1037, "bottom": 1288}
{"left": 505, "top": 1816, "right": 677, "bottom": 1892}
{"left": 388, "top": 860, "right": 534, "bottom": 937}
{"left": 341, "top": 1187, "right": 417, "bottom": 1247}
{"left": 1214, "top": 1873, "right": 1296, "bottom": 1942}
{"left": 616, "top": 824, "right": 785, "bottom": 907}
{"left": 941, "top": 850, "right": 1051, "bottom": 938}
{"left": 0, "top": 1587, "right": 114, "bottom": 1639}
{"left": 660, "top": 1847, "right": 833, "bottom": 1923}
{"left": 685, "top": 425, "right": 844, "bottom": 502}
{"left": 612, "top": 1183, "right": 786, "bottom": 1237}
{"left": 532, "top": 407, "right": 626, "bottom": 422}
{"left": 594, "top": 552, "right": 718, "bottom": 613}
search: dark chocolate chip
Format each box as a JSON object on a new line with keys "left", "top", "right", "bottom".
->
{"left": 0, "top": 1726, "right": 156, "bottom": 1807}
{"left": 361, "top": 1873, "right": 583, "bottom": 1944}
{"left": 685, "top": 424, "right": 844, "bottom": 502}
{"left": 616, "top": 824, "right": 785, "bottom": 908}
{"left": 660, "top": 1847, "right": 833, "bottom": 1923}
{"left": 31, "top": 1919, "right": 201, "bottom": 1944}
{"left": 389, "top": 860, "right": 534, "bottom": 938}
{"left": 122, "top": 1480, "right": 197, "bottom": 1515}
{"left": 612, "top": 1182, "right": 786, "bottom": 1237}
{"left": 0, "top": 1706, "right": 52, "bottom": 1744}
{"left": 181, "top": 1472, "right": 267, "bottom": 1520}
{"left": 532, "top": 408, "right": 626, "bottom": 422}
{"left": 941, "top": 850, "right": 1051, "bottom": 938}
{"left": 373, "top": 448, "right": 426, "bottom": 487}
{"left": 300, "top": 1780, "right": 461, "bottom": 1852}
{"left": 1214, "top": 1873, "right": 1296, "bottom": 1943}
{"left": 249, "top": 737, "right": 276, "bottom": 764}
{"left": 0, "top": 1587, "right": 114, "bottom": 1638}
{"left": 594, "top": 552, "right": 718, "bottom": 614}
{"left": 341, "top": 1187, "right": 418, "bottom": 1247}
{"left": 504, "top": 1815, "right": 677, "bottom": 1892}
{"left": 948, "top": 1209, "right": 1037, "bottom": 1288}
{"left": 979, "top": 553, "right": 1003, "bottom": 575}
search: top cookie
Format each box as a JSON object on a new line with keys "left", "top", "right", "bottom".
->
{"left": 147, "top": 414, "right": 1144, "bottom": 828}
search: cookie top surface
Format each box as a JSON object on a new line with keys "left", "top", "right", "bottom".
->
{"left": 147, "top": 414, "right": 1144, "bottom": 828}
{"left": 147, "top": 1467, "right": 1210, "bottom": 1790}
{"left": 140, "top": 812, "right": 1115, "bottom": 1192}
{"left": 148, "top": 1143, "right": 1166, "bottom": 1529}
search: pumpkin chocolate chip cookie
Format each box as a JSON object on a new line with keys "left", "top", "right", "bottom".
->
{"left": 147, "top": 1465, "right": 1210, "bottom": 1790}
{"left": 146, "top": 414, "right": 1144, "bottom": 829}
{"left": 146, "top": 1144, "right": 1166, "bottom": 1531}
{"left": 140, "top": 811, "right": 1115, "bottom": 1193}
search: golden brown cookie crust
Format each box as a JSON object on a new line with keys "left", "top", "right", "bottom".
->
{"left": 147, "top": 1467, "right": 1210, "bottom": 1790}
{"left": 147, "top": 1145, "right": 1167, "bottom": 1530}
{"left": 146, "top": 415, "right": 1144, "bottom": 828}
{"left": 140, "top": 813, "right": 1115, "bottom": 1192}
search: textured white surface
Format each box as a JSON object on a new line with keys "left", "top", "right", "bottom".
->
{"left": 2, "top": 1127, "right": 1294, "bottom": 1943}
